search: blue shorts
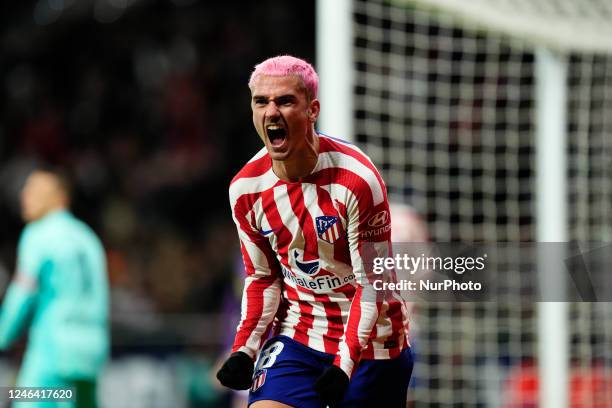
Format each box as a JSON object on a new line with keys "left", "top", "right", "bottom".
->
{"left": 248, "top": 335, "right": 414, "bottom": 408}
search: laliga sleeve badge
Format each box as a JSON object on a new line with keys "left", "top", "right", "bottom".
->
{"left": 251, "top": 369, "right": 267, "bottom": 392}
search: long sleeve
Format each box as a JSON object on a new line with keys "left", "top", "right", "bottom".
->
{"left": 0, "top": 229, "right": 41, "bottom": 350}
{"left": 230, "top": 193, "right": 282, "bottom": 359}
{"left": 333, "top": 178, "right": 392, "bottom": 378}
{"left": 0, "top": 281, "right": 37, "bottom": 350}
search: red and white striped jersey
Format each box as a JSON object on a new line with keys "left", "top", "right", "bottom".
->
{"left": 229, "top": 134, "right": 410, "bottom": 377}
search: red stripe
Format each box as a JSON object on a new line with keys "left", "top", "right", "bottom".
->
{"left": 272, "top": 299, "right": 289, "bottom": 337}
{"left": 343, "top": 285, "right": 364, "bottom": 363}
{"left": 239, "top": 241, "right": 255, "bottom": 274}
{"left": 287, "top": 184, "right": 319, "bottom": 259}
{"left": 260, "top": 188, "right": 292, "bottom": 264}
{"left": 362, "top": 341, "right": 375, "bottom": 359}
{"left": 332, "top": 223, "right": 340, "bottom": 241}
{"left": 384, "top": 298, "right": 405, "bottom": 359}
{"left": 260, "top": 320, "right": 274, "bottom": 350}
{"left": 315, "top": 291, "right": 344, "bottom": 354}
{"left": 387, "top": 346, "right": 401, "bottom": 359}
{"left": 232, "top": 272, "right": 277, "bottom": 352}
{"left": 233, "top": 193, "right": 259, "bottom": 225}
{"left": 380, "top": 243, "right": 406, "bottom": 359}
{"left": 308, "top": 168, "right": 374, "bottom": 225}
{"left": 233, "top": 193, "right": 280, "bottom": 277}
{"left": 284, "top": 284, "right": 313, "bottom": 346}
{"left": 318, "top": 135, "right": 387, "bottom": 193}
{"left": 332, "top": 281, "right": 356, "bottom": 297}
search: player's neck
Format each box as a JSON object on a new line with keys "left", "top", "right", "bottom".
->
{"left": 273, "top": 130, "right": 319, "bottom": 182}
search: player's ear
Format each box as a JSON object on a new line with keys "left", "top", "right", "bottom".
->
{"left": 307, "top": 99, "right": 320, "bottom": 123}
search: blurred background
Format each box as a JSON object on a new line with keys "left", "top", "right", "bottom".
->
{"left": 1, "top": 0, "right": 612, "bottom": 407}
{"left": 0, "top": 1, "right": 313, "bottom": 407}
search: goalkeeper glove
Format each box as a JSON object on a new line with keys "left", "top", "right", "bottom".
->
{"left": 314, "top": 365, "right": 350, "bottom": 407}
{"left": 216, "top": 351, "right": 254, "bottom": 390}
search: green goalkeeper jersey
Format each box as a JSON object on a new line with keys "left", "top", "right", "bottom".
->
{"left": 0, "top": 209, "right": 109, "bottom": 383}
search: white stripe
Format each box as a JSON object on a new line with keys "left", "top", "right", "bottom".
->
{"left": 254, "top": 197, "right": 279, "bottom": 253}
{"left": 279, "top": 281, "right": 308, "bottom": 342}
{"left": 247, "top": 195, "right": 263, "bottom": 231}
{"left": 306, "top": 325, "right": 326, "bottom": 352}
{"left": 247, "top": 146, "right": 268, "bottom": 163}
{"left": 273, "top": 184, "right": 304, "bottom": 259}
{"left": 235, "top": 228, "right": 273, "bottom": 273}
{"left": 278, "top": 301, "right": 297, "bottom": 340}
{"left": 318, "top": 134, "right": 377, "bottom": 168}
{"left": 314, "top": 150, "right": 385, "bottom": 206}
{"left": 331, "top": 223, "right": 340, "bottom": 241}
{"left": 229, "top": 167, "right": 278, "bottom": 209}
{"left": 336, "top": 341, "right": 355, "bottom": 376}
{"left": 239, "top": 277, "right": 281, "bottom": 355}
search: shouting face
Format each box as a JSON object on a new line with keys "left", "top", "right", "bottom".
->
{"left": 250, "top": 75, "right": 320, "bottom": 162}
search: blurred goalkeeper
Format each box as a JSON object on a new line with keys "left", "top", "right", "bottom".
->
{"left": 216, "top": 55, "right": 413, "bottom": 407}
{"left": 0, "top": 168, "right": 109, "bottom": 408}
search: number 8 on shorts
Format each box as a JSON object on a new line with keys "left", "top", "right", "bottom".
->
{"left": 255, "top": 341, "right": 284, "bottom": 371}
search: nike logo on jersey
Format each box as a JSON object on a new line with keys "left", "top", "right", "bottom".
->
{"left": 293, "top": 249, "right": 320, "bottom": 275}
{"left": 259, "top": 228, "right": 278, "bottom": 236}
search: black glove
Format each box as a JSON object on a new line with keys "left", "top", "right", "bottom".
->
{"left": 314, "top": 365, "right": 350, "bottom": 407}
{"left": 216, "top": 351, "right": 254, "bottom": 390}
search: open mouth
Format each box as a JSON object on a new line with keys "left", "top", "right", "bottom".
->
{"left": 266, "top": 124, "right": 287, "bottom": 147}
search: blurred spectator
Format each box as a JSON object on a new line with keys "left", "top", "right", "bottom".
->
{"left": 0, "top": 1, "right": 314, "bottom": 406}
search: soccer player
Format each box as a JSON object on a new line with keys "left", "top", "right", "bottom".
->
{"left": 216, "top": 56, "right": 413, "bottom": 407}
{"left": 0, "top": 169, "right": 109, "bottom": 408}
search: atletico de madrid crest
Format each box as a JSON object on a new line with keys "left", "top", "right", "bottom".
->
{"left": 251, "top": 369, "right": 267, "bottom": 392}
{"left": 316, "top": 215, "right": 341, "bottom": 244}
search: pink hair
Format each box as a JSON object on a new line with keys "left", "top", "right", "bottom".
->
{"left": 248, "top": 55, "right": 319, "bottom": 100}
